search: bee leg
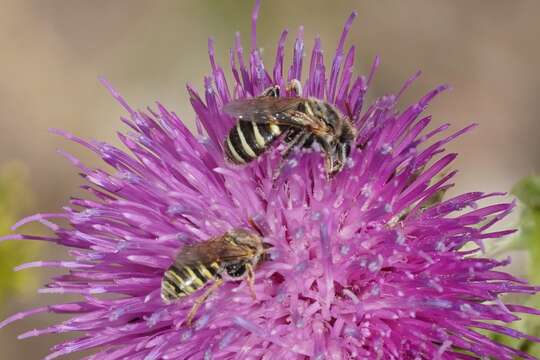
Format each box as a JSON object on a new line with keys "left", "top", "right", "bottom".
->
{"left": 272, "top": 131, "right": 311, "bottom": 183}
{"left": 286, "top": 79, "right": 302, "bottom": 97}
{"left": 344, "top": 100, "right": 355, "bottom": 122}
{"left": 319, "top": 140, "right": 337, "bottom": 180}
{"left": 261, "top": 85, "right": 280, "bottom": 98}
{"left": 248, "top": 217, "right": 264, "bottom": 237}
{"left": 245, "top": 263, "right": 257, "bottom": 300}
{"left": 186, "top": 278, "right": 224, "bottom": 326}
{"left": 282, "top": 132, "right": 311, "bottom": 159}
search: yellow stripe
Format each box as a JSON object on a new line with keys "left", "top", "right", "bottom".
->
{"left": 184, "top": 266, "right": 204, "bottom": 288}
{"left": 236, "top": 124, "right": 257, "bottom": 158}
{"left": 174, "top": 269, "right": 197, "bottom": 293}
{"left": 161, "top": 281, "right": 181, "bottom": 299}
{"left": 165, "top": 270, "right": 185, "bottom": 288}
{"left": 198, "top": 263, "right": 214, "bottom": 279}
{"left": 269, "top": 123, "right": 281, "bottom": 136}
{"left": 251, "top": 122, "right": 266, "bottom": 148}
{"left": 304, "top": 102, "right": 315, "bottom": 117}
{"left": 226, "top": 136, "right": 245, "bottom": 163}
{"left": 164, "top": 267, "right": 198, "bottom": 295}
{"left": 161, "top": 289, "right": 174, "bottom": 302}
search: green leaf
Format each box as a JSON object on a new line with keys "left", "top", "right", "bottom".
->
{"left": 512, "top": 176, "right": 540, "bottom": 210}
{"left": 510, "top": 176, "right": 540, "bottom": 284}
{"left": 486, "top": 175, "right": 540, "bottom": 354}
{"left": 0, "top": 162, "right": 40, "bottom": 300}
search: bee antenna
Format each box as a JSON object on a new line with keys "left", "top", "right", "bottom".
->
{"left": 344, "top": 101, "right": 355, "bottom": 122}
{"left": 248, "top": 217, "right": 264, "bottom": 237}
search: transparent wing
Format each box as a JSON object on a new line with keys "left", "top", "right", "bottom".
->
{"left": 223, "top": 97, "right": 309, "bottom": 126}
{"left": 173, "top": 237, "right": 252, "bottom": 268}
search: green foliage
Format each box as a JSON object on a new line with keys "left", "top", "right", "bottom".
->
{"left": 488, "top": 175, "right": 540, "bottom": 356}
{"left": 513, "top": 176, "right": 540, "bottom": 210}
{"left": 0, "top": 162, "right": 39, "bottom": 301}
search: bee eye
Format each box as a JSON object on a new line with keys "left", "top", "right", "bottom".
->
{"left": 226, "top": 263, "right": 247, "bottom": 278}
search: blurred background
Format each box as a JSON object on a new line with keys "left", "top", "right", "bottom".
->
{"left": 0, "top": 0, "right": 539, "bottom": 358}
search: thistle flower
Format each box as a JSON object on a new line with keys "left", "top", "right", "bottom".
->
{"left": 2, "top": 1, "right": 540, "bottom": 359}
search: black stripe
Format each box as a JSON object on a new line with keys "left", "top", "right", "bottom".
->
{"left": 256, "top": 123, "right": 274, "bottom": 142}
{"left": 228, "top": 123, "right": 254, "bottom": 162}
{"left": 179, "top": 267, "right": 195, "bottom": 282}
{"left": 224, "top": 138, "right": 245, "bottom": 164}
{"left": 164, "top": 270, "right": 185, "bottom": 296}
{"left": 323, "top": 103, "right": 339, "bottom": 128}
{"left": 205, "top": 262, "right": 219, "bottom": 277}
{"left": 209, "top": 262, "right": 221, "bottom": 275}
{"left": 171, "top": 265, "right": 187, "bottom": 280}
{"left": 162, "top": 284, "right": 180, "bottom": 301}
{"left": 167, "top": 266, "right": 196, "bottom": 294}
{"left": 171, "top": 265, "right": 194, "bottom": 292}
{"left": 302, "top": 134, "right": 315, "bottom": 148}
{"left": 239, "top": 121, "right": 263, "bottom": 155}
{"left": 191, "top": 265, "right": 210, "bottom": 284}
{"left": 261, "top": 123, "right": 287, "bottom": 139}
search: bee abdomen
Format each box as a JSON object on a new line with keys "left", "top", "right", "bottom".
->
{"left": 160, "top": 262, "right": 219, "bottom": 302}
{"left": 225, "top": 121, "right": 285, "bottom": 164}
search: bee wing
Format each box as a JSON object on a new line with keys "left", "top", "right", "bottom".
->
{"left": 173, "top": 237, "right": 252, "bottom": 268}
{"left": 223, "top": 97, "right": 308, "bottom": 126}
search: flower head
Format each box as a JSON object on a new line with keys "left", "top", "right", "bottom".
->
{"left": 2, "top": 1, "right": 540, "bottom": 359}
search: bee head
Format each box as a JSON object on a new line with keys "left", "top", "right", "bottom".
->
{"left": 227, "top": 229, "right": 265, "bottom": 260}
{"left": 326, "top": 123, "right": 356, "bottom": 178}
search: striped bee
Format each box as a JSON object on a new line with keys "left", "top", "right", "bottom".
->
{"left": 161, "top": 228, "right": 265, "bottom": 325}
{"left": 223, "top": 80, "right": 357, "bottom": 178}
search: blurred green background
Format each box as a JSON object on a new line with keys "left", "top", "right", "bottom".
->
{"left": 1, "top": 0, "right": 539, "bottom": 358}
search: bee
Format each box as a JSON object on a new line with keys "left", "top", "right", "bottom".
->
{"left": 161, "top": 228, "right": 266, "bottom": 326}
{"left": 223, "top": 80, "right": 357, "bottom": 178}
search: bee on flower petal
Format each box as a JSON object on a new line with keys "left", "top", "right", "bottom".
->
{"left": 223, "top": 80, "right": 357, "bottom": 179}
{"left": 161, "top": 228, "right": 266, "bottom": 325}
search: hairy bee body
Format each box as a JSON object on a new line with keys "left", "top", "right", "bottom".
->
{"left": 223, "top": 81, "right": 357, "bottom": 177}
{"left": 224, "top": 121, "right": 286, "bottom": 165}
{"left": 161, "top": 261, "right": 221, "bottom": 302}
{"left": 160, "top": 229, "right": 264, "bottom": 303}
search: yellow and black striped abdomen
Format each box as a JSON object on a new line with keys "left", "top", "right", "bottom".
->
{"left": 225, "top": 121, "right": 285, "bottom": 164}
{"left": 161, "top": 262, "right": 220, "bottom": 302}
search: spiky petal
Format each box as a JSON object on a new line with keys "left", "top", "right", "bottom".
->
{"left": 2, "top": 1, "right": 539, "bottom": 359}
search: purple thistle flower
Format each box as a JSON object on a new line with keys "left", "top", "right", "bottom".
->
{"left": 2, "top": 1, "right": 540, "bottom": 359}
